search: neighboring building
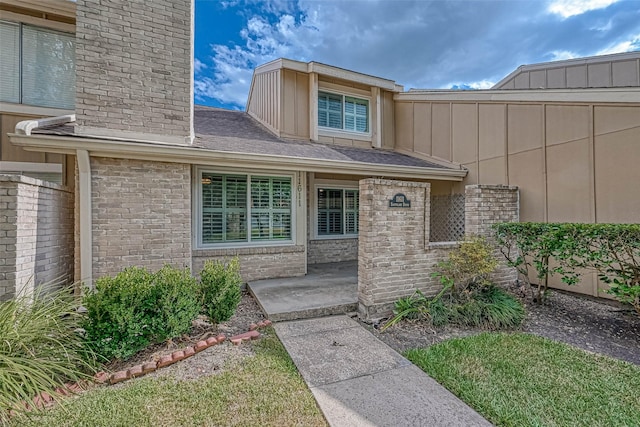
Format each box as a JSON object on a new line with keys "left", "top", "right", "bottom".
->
{"left": 2, "top": 0, "right": 639, "bottom": 308}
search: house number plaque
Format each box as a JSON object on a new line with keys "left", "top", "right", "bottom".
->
{"left": 388, "top": 193, "right": 411, "bottom": 208}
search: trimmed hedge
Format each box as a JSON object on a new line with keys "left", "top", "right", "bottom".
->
{"left": 82, "top": 266, "right": 201, "bottom": 360}
{"left": 494, "top": 222, "right": 640, "bottom": 312}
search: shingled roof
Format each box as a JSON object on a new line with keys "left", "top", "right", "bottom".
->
{"left": 193, "top": 106, "right": 449, "bottom": 169}
{"left": 30, "top": 106, "right": 460, "bottom": 173}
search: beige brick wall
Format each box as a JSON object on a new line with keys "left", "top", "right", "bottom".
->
{"left": 465, "top": 184, "right": 519, "bottom": 286}
{"left": 91, "top": 158, "right": 191, "bottom": 280}
{"left": 75, "top": 0, "right": 193, "bottom": 143}
{"left": 193, "top": 246, "right": 306, "bottom": 282}
{"left": 0, "top": 175, "right": 74, "bottom": 300}
{"left": 358, "top": 179, "right": 519, "bottom": 319}
{"left": 308, "top": 238, "right": 358, "bottom": 264}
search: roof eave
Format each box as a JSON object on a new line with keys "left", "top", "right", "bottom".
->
{"left": 9, "top": 133, "right": 467, "bottom": 181}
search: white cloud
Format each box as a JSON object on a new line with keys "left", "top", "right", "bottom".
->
{"left": 548, "top": 0, "right": 620, "bottom": 19}
{"left": 549, "top": 50, "right": 580, "bottom": 61}
{"left": 446, "top": 80, "right": 495, "bottom": 90}
{"left": 194, "top": 58, "right": 207, "bottom": 73}
{"left": 195, "top": 0, "right": 640, "bottom": 108}
{"left": 596, "top": 34, "right": 640, "bottom": 55}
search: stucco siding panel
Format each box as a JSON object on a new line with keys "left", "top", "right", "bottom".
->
{"left": 479, "top": 157, "right": 506, "bottom": 185}
{"left": 382, "top": 90, "right": 395, "bottom": 149}
{"left": 394, "top": 102, "right": 414, "bottom": 151}
{"left": 452, "top": 103, "right": 477, "bottom": 164}
{"left": 431, "top": 104, "right": 451, "bottom": 161}
{"left": 545, "top": 105, "right": 590, "bottom": 145}
{"left": 612, "top": 60, "right": 639, "bottom": 87}
{"left": 594, "top": 126, "right": 640, "bottom": 223}
{"left": 546, "top": 138, "right": 592, "bottom": 222}
{"left": 508, "top": 149, "right": 544, "bottom": 222}
{"left": 507, "top": 104, "right": 543, "bottom": 154}
{"left": 413, "top": 102, "right": 432, "bottom": 156}
{"left": 594, "top": 105, "right": 640, "bottom": 135}
{"left": 478, "top": 104, "right": 506, "bottom": 160}
{"left": 588, "top": 63, "right": 611, "bottom": 88}
{"left": 566, "top": 65, "right": 587, "bottom": 88}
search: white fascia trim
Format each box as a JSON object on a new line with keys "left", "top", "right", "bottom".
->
{"left": 396, "top": 88, "right": 640, "bottom": 103}
{"left": 0, "top": 102, "right": 73, "bottom": 117}
{"left": 9, "top": 133, "right": 468, "bottom": 181}
{"left": 76, "top": 149, "right": 93, "bottom": 289}
{"left": 14, "top": 114, "right": 75, "bottom": 135}
{"left": 253, "top": 58, "right": 403, "bottom": 91}
{"left": 1, "top": 0, "right": 76, "bottom": 18}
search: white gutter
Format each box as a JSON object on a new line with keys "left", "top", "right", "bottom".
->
{"left": 15, "top": 114, "right": 76, "bottom": 136}
{"left": 76, "top": 150, "right": 93, "bottom": 289}
{"left": 9, "top": 133, "right": 468, "bottom": 181}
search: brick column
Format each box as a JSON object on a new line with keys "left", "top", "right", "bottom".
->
{"left": 358, "top": 179, "right": 442, "bottom": 319}
{"left": 464, "top": 184, "right": 519, "bottom": 286}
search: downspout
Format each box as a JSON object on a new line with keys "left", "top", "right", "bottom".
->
{"left": 76, "top": 150, "right": 93, "bottom": 288}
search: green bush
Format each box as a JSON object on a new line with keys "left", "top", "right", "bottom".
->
{"left": 83, "top": 265, "right": 200, "bottom": 360}
{"left": 0, "top": 286, "right": 99, "bottom": 421}
{"left": 383, "top": 237, "right": 524, "bottom": 330}
{"left": 199, "top": 258, "right": 242, "bottom": 324}
{"left": 494, "top": 222, "right": 640, "bottom": 312}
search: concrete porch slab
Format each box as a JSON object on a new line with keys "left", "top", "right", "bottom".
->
{"left": 247, "top": 261, "right": 358, "bottom": 321}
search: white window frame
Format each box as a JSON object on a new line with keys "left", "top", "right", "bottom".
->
{"left": 193, "top": 166, "right": 297, "bottom": 249}
{"left": 312, "top": 180, "right": 360, "bottom": 240}
{"left": 317, "top": 89, "right": 371, "bottom": 137}
{"left": 0, "top": 20, "right": 75, "bottom": 110}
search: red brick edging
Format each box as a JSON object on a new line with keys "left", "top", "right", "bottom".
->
{"left": 11, "top": 319, "right": 272, "bottom": 416}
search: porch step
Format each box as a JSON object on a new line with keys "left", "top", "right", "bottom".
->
{"left": 247, "top": 262, "right": 358, "bottom": 322}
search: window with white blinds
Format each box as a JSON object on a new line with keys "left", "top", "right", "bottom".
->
{"left": 317, "top": 188, "right": 359, "bottom": 237}
{"left": 318, "top": 91, "right": 369, "bottom": 133}
{"left": 200, "top": 172, "right": 293, "bottom": 246}
{"left": 0, "top": 21, "right": 75, "bottom": 109}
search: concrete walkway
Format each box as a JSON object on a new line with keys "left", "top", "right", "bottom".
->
{"left": 274, "top": 315, "right": 491, "bottom": 427}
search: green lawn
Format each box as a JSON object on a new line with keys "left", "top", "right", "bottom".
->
{"left": 15, "top": 329, "right": 327, "bottom": 427}
{"left": 405, "top": 332, "right": 640, "bottom": 427}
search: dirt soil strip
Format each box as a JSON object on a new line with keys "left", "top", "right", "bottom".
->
{"left": 365, "top": 290, "right": 640, "bottom": 366}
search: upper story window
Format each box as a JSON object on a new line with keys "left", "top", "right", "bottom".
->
{"left": 0, "top": 21, "right": 75, "bottom": 110}
{"left": 197, "top": 169, "right": 294, "bottom": 248}
{"left": 318, "top": 91, "right": 369, "bottom": 133}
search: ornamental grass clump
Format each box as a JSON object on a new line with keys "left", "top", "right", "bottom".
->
{"left": 199, "top": 258, "right": 242, "bottom": 324}
{"left": 0, "top": 286, "right": 99, "bottom": 422}
{"left": 383, "top": 236, "right": 524, "bottom": 330}
{"left": 82, "top": 265, "right": 200, "bottom": 360}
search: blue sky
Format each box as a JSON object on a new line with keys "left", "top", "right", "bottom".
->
{"left": 194, "top": 0, "right": 640, "bottom": 109}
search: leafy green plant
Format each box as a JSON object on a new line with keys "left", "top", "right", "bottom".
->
{"left": 494, "top": 222, "right": 640, "bottom": 312}
{"left": 0, "top": 286, "right": 99, "bottom": 421}
{"left": 383, "top": 237, "right": 523, "bottom": 330}
{"left": 199, "top": 258, "right": 242, "bottom": 324}
{"left": 83, "top": 265, "right": 200, "bottom": 360}
{"left": 432, "top": 236, "right": 498, "bottom": 300}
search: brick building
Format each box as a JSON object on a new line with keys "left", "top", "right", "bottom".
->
{"left": 2, "top": 0, "right": 639, "bottom": 314}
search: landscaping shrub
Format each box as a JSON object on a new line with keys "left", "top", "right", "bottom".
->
{"left": 83, "top": 265, "right": 200, "bottom": 360}
{"left": 383, "top": 237, "right": 524, "bottom": 330}
{"left": 0, "top": 286, "right": 98, "bottom": 421}
{"left": 494, "top": 222, "right": 640, "bottom": 312}
{"left": 199, "top": 258, "right": 242, "bottom": 324}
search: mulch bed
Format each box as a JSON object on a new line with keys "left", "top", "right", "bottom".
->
{"left": 106, "top": 291, "right": 267, "bottom": 378}
{"left": 363, "top": 288, "right": 640, "bottom": 365}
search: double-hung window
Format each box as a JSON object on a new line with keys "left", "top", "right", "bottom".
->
{"left": 318, "top": 91, "right": 369, "bottom": 133}
{"left": 199, "top": 171, "right": 293, "bottom": 246}
{"left": 317, "top": 188, "right": 359, "bottom": 237}
{"left": 0, "top": 21, "right": 75, "bottom": 109}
